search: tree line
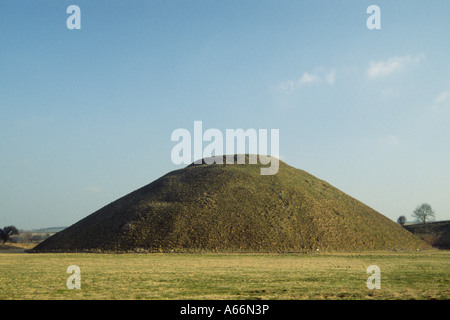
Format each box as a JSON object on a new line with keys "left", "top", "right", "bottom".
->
{"left": 398, "top": 203, "right": 436, "bottom": 226}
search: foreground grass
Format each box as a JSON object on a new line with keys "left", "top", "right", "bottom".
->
{"left": 0, "top": 251, "right": 449, "bottom": 300}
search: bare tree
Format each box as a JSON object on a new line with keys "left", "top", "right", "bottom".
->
{"left": 397, "top": 216, "right": 406, "bottom": 226}
{"left": 412, "top": 203, "right": 435, "bottom": 224}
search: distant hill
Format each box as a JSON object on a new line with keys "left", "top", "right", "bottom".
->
{"left": 404, "top": 221, "right": 450, "bottom": 249}
{"left": 30, "top": 227, "right": 67, "bottom": 233}
{"left": 32, "top": 155, "right": 430, "bottom": 253}
{"left": 13, "top": 227, "right": 66, "bottom": 244}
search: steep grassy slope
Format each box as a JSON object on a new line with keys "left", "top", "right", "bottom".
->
{"left": 32, "top": 156, "right": 430, "bottom": 252}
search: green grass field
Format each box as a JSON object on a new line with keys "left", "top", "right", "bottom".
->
{"left": 1, "top": 250, "right": 449, "bottom": 300}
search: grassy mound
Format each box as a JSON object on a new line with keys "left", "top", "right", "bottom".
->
{"left": 32, "top": 155, "right": 430, "bottom": 253}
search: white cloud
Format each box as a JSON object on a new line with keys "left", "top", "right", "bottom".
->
{"left": 273, "top": 68, "right": 336, "bottom": 94}
{"left": 435, "top": 91, "right": 449, "bottom": 103}
{"left": 298, "top": 72, "right": 320, "bottom": 85}
{"left": 366, "top": 55, "right": 425, "bottom": 79}
{"left": 324, "top": 69, "right": 336, "bottom": 85}
{"left": 275, "top": 80, "right": 296, "bottom": 94}
{"left": 374, "top": 135, "right": 399, "bottom": 147}
{"left": 380, "top": 88, "right": 396, "bottom": 98}
{"left": 386, "top": 135, "right": 399, "bottom": 147}
{"left": 431, "top": 90, "right": 450, "bottom": 110}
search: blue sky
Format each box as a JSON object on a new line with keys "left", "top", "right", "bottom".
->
{"left": 1, "top": 0, "right": 449, "bottom": 229}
